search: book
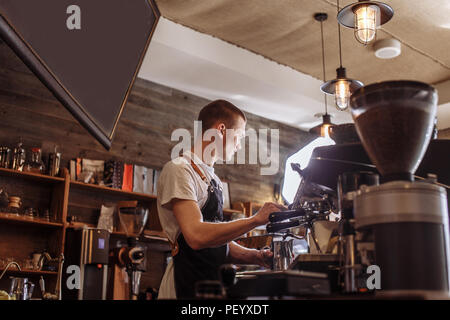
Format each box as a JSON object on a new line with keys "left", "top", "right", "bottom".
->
{"left": 122, "top": 163, "right": 133, "bottom": 192}
{"left": 69, "top": 160, "right": 76, "bottom": 181}
{"left": 103, "top": 160, "right": 115, "bottom": 187}
{"left": 112, "top": 161, "right": 124, "bottom": 189}
{"left": 133, "top": 165, "right": 145, "bottom": 193}
{"left": 80, "top": 159, "right": 105, "bottom": 184}
{"left": 76, "top": 158, "right": 82, "bottom": 180}
{"left": 144, "top": 168, "right": 154, "bottom": 195}
{"left": 152, "top": 169, "right": 160, "bottom": 196}
{"left": 133, "top": 165, "right": 154, "bottom": 195}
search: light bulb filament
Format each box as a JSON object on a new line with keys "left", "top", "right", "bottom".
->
{"left": 335, "top": 80, "right": 351, "bottom": 110}
{"left": 321, "top": 124, "right": 331, "bottom": 138}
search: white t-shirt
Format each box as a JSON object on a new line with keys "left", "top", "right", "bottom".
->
{"left": 156, "top": 151, "right": 223, "bottom": 299}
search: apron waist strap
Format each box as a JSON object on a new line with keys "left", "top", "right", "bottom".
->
{"left": 170, "top": 238, "right": 179, "bottom": 257}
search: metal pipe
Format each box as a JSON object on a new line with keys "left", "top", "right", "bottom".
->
{"left": 0, "top": 261, "right": 21, "bottom": 280}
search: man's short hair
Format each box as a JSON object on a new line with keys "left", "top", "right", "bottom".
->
{"left": 198, "top": 99, "right": 247, "bottom": 133}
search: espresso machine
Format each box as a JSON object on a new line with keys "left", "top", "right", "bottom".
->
{"left": 255, "top": 80, "right": 449, "bottom": 298}
{"left": 347, "top": 81, "right": 450, "bottom": 297}
{"left": 63, "top": 228, "right": 110, "bottom": 300}
{"left": 266, "top": 162, "right": 337, "bottom": 256}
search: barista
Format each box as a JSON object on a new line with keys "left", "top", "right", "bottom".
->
{"left": 157, "top": 99, "right": 285, "bottom": 299}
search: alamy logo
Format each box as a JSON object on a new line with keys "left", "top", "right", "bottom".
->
{"left": 66, "top": 5, "right": 81, "bottom": 30}
{"left": 66, "top": 265, "right": 80, "bottom": 290}
{"left": 366, "top": 265, "right": 381, "bottom": 290}
{"left": 171, "top": 121, "right": 280, "bottom": 175}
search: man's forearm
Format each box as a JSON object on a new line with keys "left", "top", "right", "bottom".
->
{"left": 226, "top": 241, "right": 258, "bottom": 264}
{"left": 194, "top": 217, "right": 259, "bottom": 249}
{"left": 172, "top": 199, "right": 274, "bottom": 250}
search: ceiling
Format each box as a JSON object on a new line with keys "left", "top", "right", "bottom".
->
{"left": 137, "top": 0, "right": 450, "bottom": 130}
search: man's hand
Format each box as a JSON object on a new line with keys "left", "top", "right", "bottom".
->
{"left": 252, "top": 202, "right": 287, "bottom": 226}
{"left": 254, "top": 248, "right": 273, "bottom": 268}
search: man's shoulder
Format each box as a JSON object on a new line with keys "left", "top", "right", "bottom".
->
{"left": 161, "top": 156, "right": 193, "bottom": 176}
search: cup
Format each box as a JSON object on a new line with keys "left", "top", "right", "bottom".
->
{"left": 9, "top": 277, "right": 34, "bottom": 300}
{"left": 32, "top": 253, "right": 42, "bottom": 270}
{"left": 272, "top": 236, "right": 295, "bottom": 271}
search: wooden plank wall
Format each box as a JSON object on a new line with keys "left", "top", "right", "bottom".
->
{"left": 0, "top": 41, "right": 314, "bottom": 205}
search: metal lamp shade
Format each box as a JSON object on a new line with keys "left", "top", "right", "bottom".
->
{"left": 337, "top": 1, "right": 394, "bottom": 28}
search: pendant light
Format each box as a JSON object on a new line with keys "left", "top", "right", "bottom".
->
{"left": 309, "top": 13, "right": 335, "bottom": 138}
{"left": 337, "top": 0, "right": 394, "bottom": 45}
{"left": 320, "top": 0, "right": 363, "bottom": 111}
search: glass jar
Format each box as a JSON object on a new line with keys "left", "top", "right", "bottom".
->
{"left": 11, "top": 142, "right": 26, "bottom": 171}
{"left": 0, "top": 146, "right": 12, "bottom": 168}
{"left": 24, "top": 148, "right": 45, "bottom": 174}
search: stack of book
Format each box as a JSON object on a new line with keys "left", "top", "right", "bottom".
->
{"left": 69, "top": 158, "right": 160, "bottom": 196}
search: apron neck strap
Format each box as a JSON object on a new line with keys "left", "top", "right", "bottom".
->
{"left": 190, "top": 161, "right": 207, "bottom": 182}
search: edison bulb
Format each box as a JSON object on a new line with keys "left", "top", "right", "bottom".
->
{"left": 354, "top": 4, "right": 380, "bottom": 45}
{"left": 321, "top": 124, "right": 331, "bottom": 138}
{"left": 335, "top": 80, "right": 351, "bottom": 111}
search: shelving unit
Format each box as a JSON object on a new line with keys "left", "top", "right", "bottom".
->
{"left": 0, "top": 269, "right": 58, "bottom": 276}
{"left": 70, "top": 180, "right": 157, "bottom": 202}
{"left": 0, "top": 167, "right": 163, "bottom": 299}
{"left": 0, "top": 167, "right": 65, "bottom": 183}
{"left": 0, "top": 167, "right": 253, "bottom": 299}
{"left": 0, "top": 214, "right": 64, "bottom": 228}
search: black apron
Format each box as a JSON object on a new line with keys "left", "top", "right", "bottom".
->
{"left": 173, "top": 161, "right": 228, "bottom": 299}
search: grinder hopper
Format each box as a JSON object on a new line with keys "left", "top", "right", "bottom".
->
{"left": 350, "top": 80, "right": 438, "bottom": 181}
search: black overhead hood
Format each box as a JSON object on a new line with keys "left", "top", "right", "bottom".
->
{"left": 0, "top": 0, "right": 160, "bottom": 150}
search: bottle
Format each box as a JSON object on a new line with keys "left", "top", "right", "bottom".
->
{"left": 11, "top": 141, "right": 26, "bottom": 171}
{"left": 24, "top": 148, "right": 45, "bottom": 174}
{"left": 47, "top": 145, "right": 61, "bottom": 177}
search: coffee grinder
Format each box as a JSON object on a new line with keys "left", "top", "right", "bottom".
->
{"left": 350, "top": 81, "right": 450, "bottom": 296}
{"left": 114, "top": 201, "right": 149, "bottom": 300}
{"left": 337, "top": 171, "right": 379, "bottom": 293}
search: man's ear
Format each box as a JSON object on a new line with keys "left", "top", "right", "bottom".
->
{"left": 218, "top": 123, "right": 226, "bottom": 135}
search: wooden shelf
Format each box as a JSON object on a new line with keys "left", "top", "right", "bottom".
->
{"left": 111, "top": 230, "right": 169, "bottom": 242}
{"left": 0, "top": 268, "right": 58, "bottom": 276}
{"left": 66, "top": 225, "right": 168, "bottom": 242}
{"left": 0, "top": 167, "right": 65, "bottom": 184}
{"left": 69, "top": 180, "right": 157, "bottom": 201}
{"left": 0, "top": 213, "right": 64, "bottom": 228}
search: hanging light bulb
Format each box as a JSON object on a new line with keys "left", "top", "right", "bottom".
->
{"left": 332, "top": 67, "right": 354, "bottom": 111}
{"left": 323, "top": 72, "right": 362, "bottom": 111}
{"left": 320, "top": 114, "right": 332, "bottom": 138}
{"left": 320, "top": 1, "right": 363, "bottom": 111}
{"left": 309, "top": 113, "right": 334, "bottom": 138}
{"left": 338, "top": 1, "right": 393, "bottom": 46}
{"left": 311, "top": 13, "right": 336, "bottom": 139}
{"left": 335, "top": 80, "right": 350, "bottom": 110}
{"left": 354, "top": 4, "right": 380, "bottom": 44}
